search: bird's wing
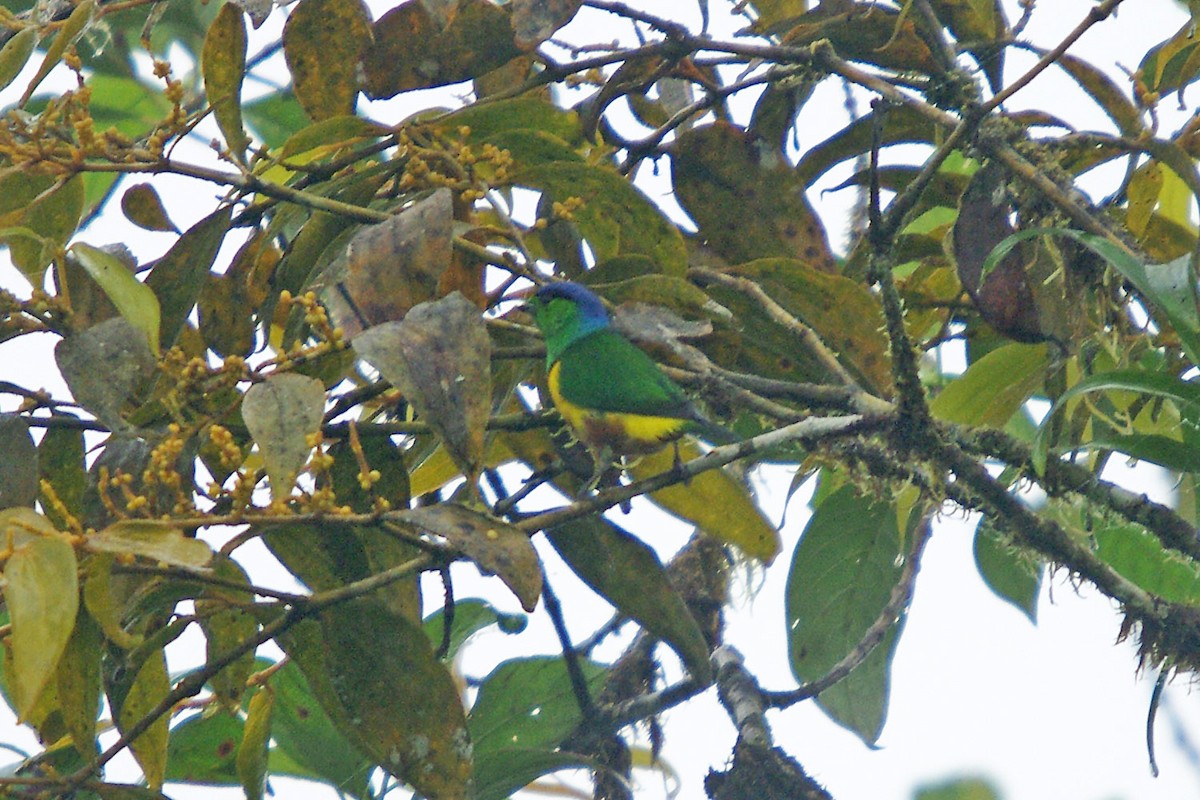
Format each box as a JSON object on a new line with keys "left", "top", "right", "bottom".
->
{"left": 555, "top": 330, "right": 697, "bottom": 419}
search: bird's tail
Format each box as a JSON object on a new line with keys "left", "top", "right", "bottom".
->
{"left": 689, "top": 415, "right": 742, "bottom": 448}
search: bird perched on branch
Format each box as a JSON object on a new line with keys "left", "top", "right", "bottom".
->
{"left": 524, "top": 281, "right": 737, "bottom": 482}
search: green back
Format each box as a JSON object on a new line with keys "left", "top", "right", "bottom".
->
{"left": 555, "top": 329, "right": 697, "bottom": 420}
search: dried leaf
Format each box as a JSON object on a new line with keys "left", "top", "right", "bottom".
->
{"left": 55, "top": 318, "right": 157, "bottom": 433}
{"left": 241, "top": 373, "right": 326, "bottom": 498}
{"left": 0, "top": 414, "right": 37, "bottom": 509}
{"left": 952, "top": 162, "right": 1048, "bottom": 343}
{"left": 317, "top": 188, "right": 454, "bottom": 336}
{"left": 512, "top": 0, "right": 583, "bottom": 50}
{"left": 120, "top": 184, "right": 178, "bottom": 233}
{"left": 363, "top": 0, "right": 522, "bottom": 98}
{"left": 353, "top": 293, "right": 491, "bottom": 479}
{"left": 400, "top": 504, "right": 541, "bottom": 611}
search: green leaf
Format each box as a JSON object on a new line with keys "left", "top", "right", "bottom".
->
{"left": 1094, "top": 520, "right": 1200, "bottom": 604}
{"left": 282, "top": 0, "right": 371, "bottom": 121}
{"left": 197, "top": 556, "right": 258, "bottom": 709}
{"left": 54, "top": 607, "right": 102, "bottom": 757}
{"left": 422, "top": 598, "right": 527, "bottom": 660}
{"left": 69, "top": 244, "right": 161, "bottom": 354}
{"left": 915, "top": 776, "right": 1002, "bottom": 800}
{"left": 514, "top": 161, "right": 688, "bottom": 275}
{"left": 278, "top": 599, "right": 471, "bottom": 798}
{"left": 469, "top": 656, "right": 609, "bottom": 800}
{"left": 85, "top": 74, "right": 174, "bottom": 139}
{"left": 202, "top": 2, "right": 250, "bottom": 158}
{"left": 237, "top": 687, "right": 274, "bottom": 800}
{"left": 548, "top": 517, "right": 713, "bottom": 683}
{"left": 144, "top": 206, "right": 232, "bottom": 352}
{"left": 6, "top": 176, "right": 85, "bottom": 281}
{"left": 1032, "top": 368, "right": 1200, "bottom": 473}
{"left": 0, "top": 28, "right": 37, "bottom": 93}
{"left": 983, "top": 230, "right": 1200, "bottom": 365}
{"left": 85, "top": 520, "right": 213, "bottom": 568}
{"left": 931, "top": 343, "right": 1049, "bottom": 426}
{"left": 120, "top": 183, "right": 178, "bottom": 233}
{"left": 5, "top": 533, "right": 79, "bottom": 721}
{"left": 720, "top": 258, "right": 894, "bottom": 394}
{"left": 165, "top": 711, "right": 242, "bottom": 785}
{"left": 243, "top": 91, "right": 310, "bottom": 149}
{"left": 973, "top": 518, "right": 1040, "bottom": 623}
{"left": 37, "top": 414, "right": 86, "bottom": 530}
{"left": 269, "top": 659, "right": 372, "bottom": 796}
{"left": 0, "top": 415, "right": 37, "bottom": 509}
{"left": 786, "top": 485, "right": 905, "bottom": 745}
{"left": 241, "top": 373, "right": 326, "bottom": 498}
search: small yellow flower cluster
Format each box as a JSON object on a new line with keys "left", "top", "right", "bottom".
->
{"left": 141, "top": 423, "right": 194, "bottom": 516}
{"left": 551, "top": 196, "right": 586, "bottom": 221}
{"left": 208, "top": 424, "right": 243, "bottom": 470}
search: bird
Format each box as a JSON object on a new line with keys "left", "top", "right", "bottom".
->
{"left": 523, "top": 281, "right": 737, "bottom": 481}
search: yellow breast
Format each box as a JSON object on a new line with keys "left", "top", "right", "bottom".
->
{"left": 548, "top": 361, "right": 689, "bottom": 454}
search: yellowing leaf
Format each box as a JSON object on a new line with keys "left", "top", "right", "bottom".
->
{"left": 116, "top": 648, "right": 171, "bottom": 790}
{"left": 5, "top": 534, "right": 79, "bottom": 720}
{"left": 0, "top": 28, "right": 37, "bottom": 94}
{"left": 629, "top": 441, "right": 781, "bottom": 563}
{"left": 20, "top": 0, "right": 95, "bottom": 106}
{"left": 203, "top": 3, "right": 251, "bottom": 158}
{"left": 86, "top": 520, "right": 213, "bottom": 569}
{"left": 237, "top": 687, "right": 274, "bottom": 800}
{"left": 282, "top": 0, "right": 371, "bottom": 121}
{"left": 930, "top": 343, "right": 1048, "bottom": 427}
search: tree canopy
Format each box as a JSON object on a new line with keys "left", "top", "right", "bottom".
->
{"left": 0, "top": 0, "right": 1198, "bottom": 798}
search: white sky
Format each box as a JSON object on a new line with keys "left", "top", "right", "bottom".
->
{"left": 1, "top": 1, "right": 1199, "bottom": 799}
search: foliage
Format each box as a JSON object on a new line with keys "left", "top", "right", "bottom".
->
{"left": 0, "top": 0, "right": 1197, "bottom": 798}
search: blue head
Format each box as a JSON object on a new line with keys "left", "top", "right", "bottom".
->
{"left": 526, "top": 282, "right": 611, "bottom": 364}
